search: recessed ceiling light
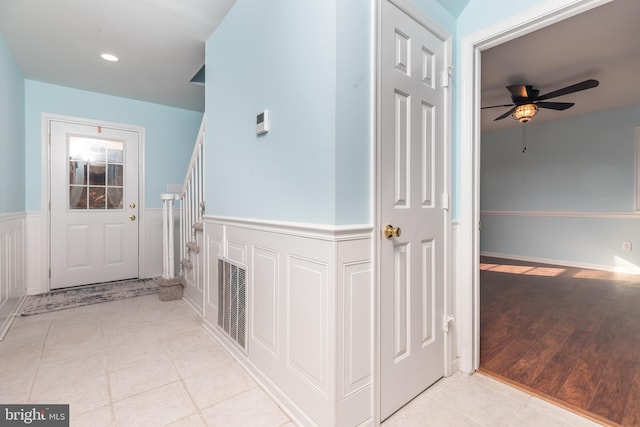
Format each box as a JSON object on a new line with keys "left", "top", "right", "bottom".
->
{"left": 101, "top": 53, "right": 119, "bottom": 62}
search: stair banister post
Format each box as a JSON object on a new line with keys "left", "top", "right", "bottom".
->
{"left": 160, "top": 193, "right": 177, "bottom": 279}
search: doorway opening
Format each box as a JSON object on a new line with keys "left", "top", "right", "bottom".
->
{"left": 460, "top": 0, "right": 640, "bottom": 425}
{"left": 42, "top": 114, "right": 147, "bottom": 291}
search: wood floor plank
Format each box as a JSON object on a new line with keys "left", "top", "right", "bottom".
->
{"left": 555, "top": 359, "right": 604, "bottom": 409}
{"left": 529, "top": 351, "right": 577, "bottom": 397}
{"left": 623, "top": 368, "right": 640, "bottom": 427}
{"left": 588, "top": 381, "right": 630, "bottom": 424}
{"left": 503, "top": 341, "right": 557, "bottom": 387}
{"left": 480, "top": 256, "right": 640, "bottom": 427}
{"left": 483, "top": 337, "right": 534, "bottom": 373}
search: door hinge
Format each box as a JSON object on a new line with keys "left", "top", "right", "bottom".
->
{"left": 443, "top": 314, "right": 455, "bottom": 333}
{"left": 48, "top": 268, "right": 51, "bottom": 279}
{"left": 441, "top": 193, "right": 449, "bottom": 211}
{"left": 440, "top": 66, "right": 454, "bottom": 88}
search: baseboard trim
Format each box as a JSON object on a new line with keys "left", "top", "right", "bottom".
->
{"left": 481, "top": 210, "right": 640, "bottom": 219}
{"left": 480, "top": 251, "right": 640, "bottom": 275}
{"left": 0, "top": 296, "right": 26, "bottom": 341}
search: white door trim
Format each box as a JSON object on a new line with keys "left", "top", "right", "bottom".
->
{"left": 40, "top": 113, "right": 147, "bottom": 291}
{"left": 374, "top": 0, "right": 452, "bottom": 423}
{"left": 457, "top": 0, "right": 614, "bottom": 374}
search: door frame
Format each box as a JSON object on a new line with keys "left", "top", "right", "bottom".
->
{"left": 456, "top": 0, "right": 614, "bottom": 373}
{"left": 40, "top": 113, "right": 147, "bottom": 291}
{"left": 374, "top": 0, "right": 453, "bottom": 423}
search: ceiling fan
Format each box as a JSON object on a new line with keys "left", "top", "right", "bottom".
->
{"left": 482, "top": 79, "right": 600, "bottom": 123}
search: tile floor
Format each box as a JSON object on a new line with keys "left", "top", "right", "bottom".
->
{"left": 0, "top": 294, "right": 604, "bottom": 426}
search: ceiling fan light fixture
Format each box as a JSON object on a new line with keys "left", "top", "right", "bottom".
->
{"left": 513, "top": 103, "right": 538, "bottom": 123}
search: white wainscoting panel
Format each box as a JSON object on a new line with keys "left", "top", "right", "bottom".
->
{"left": 287, "top": 255, "right": 329, "bottom": 396}
{"left": 203, "top": 222, "right": 224, "bottom": 326}
{"left": 0, "top": 213, "right": 26, "bottom": 340}
{"left": 252, "top": 246, "right": 280, "bottom": 357}
{"left": 143, "top": 209, "right": 164, "bottom": 278}
{"left": 25, "top": 213, "right": 46, "bottom": 295}
{"left": 337, "top": 238, "right": 373, "bottom": 427}
{"left": 201, "top": 217, "right": 373, "bottom": 427}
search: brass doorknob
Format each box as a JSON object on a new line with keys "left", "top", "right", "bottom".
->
{"left": 129, "top": 214, "right": 136, "bottom": 221}
{"left": 384, "top": 224, "right": 401, "bottom": 239}
{"left": 129, "top": 202, "right": 136, "bottom": 209}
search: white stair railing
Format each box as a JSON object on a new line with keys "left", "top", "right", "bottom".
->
{"left": 160, "top": 193, "right": 177, "bottom": 279}
{"left": 177, "top": 119, "right": 205, "bottom": 306}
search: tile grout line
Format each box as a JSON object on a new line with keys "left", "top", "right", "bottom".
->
{"left": 26, "top": 318, "right": 52, "bottom": 403}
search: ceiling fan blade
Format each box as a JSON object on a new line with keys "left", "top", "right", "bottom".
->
{"left": 481, "top": 103, "right": 515, "bottom": 109}
{"left": 535, "top": 79, "right": 599, "bottom": 101}
{"left": 494, "top": 106, "right": 517, "bottom": 121}
{"left": 536, "top": 101, "right": 575, "bottom": 111}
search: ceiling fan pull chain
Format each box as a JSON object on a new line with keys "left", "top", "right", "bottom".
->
{"left": 522, "top": 124, "right": 527, "bottom": 153}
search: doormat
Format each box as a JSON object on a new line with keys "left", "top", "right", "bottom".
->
{"left": 21, "top": 278, "right": 160, "bottom": 316}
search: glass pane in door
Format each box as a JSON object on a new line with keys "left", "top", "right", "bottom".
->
{"left": 68, "top": 136, "right": 124, "bottom": 210}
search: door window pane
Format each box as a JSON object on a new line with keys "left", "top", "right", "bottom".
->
{"left": 88, "top": 187, "right": 106, "bottom": 209}
{"left": 68, "top": 136, "right": 124, "bottom": 210}
{"left": 107, "top": 188, "right": 123, "bottom": 209}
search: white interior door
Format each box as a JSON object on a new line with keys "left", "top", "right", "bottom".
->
{"left": 380, "top": 0, "right": 448, "bottom": 419}
{"left": 50, "top": 120, "right": 139, "bottom": 289}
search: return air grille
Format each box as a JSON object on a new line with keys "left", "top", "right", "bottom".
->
{"left": 217, "top": 258, "right": 247, "bottom": 349}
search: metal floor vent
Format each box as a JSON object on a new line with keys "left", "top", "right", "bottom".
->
{"left": 217, "top": 258, "right": 247, "bottom": 350}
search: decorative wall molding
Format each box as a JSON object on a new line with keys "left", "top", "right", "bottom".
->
{"left": 0, "top": 212, "right": 26, "bottom": 340}
{"left": 481, "top": 210, "right": 640, "bottom": 219}
{"left": 201, "top": 217, "right": 374, "bottom": 427}
{"left": 204, "top": 215, "right": 373, "bottom": 242}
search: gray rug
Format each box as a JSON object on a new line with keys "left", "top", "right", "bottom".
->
{"left": 21, "top": 278, "right": 160, "bottom": 316}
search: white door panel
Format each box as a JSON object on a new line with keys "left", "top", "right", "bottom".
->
{"left": 50, "top": 120, "right": 139, "bottom": 289}
{"left": 380, "top": 0, "right": 447, "bottom": 419}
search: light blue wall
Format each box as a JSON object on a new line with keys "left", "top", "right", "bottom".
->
{"left": 24, "top": 80, "right": 202, "bottom": 210}
{"left": 205, "top": 0, "right": 337, "bottom": 224}
{"left": 481, "top": 104, "right": 640, "bottom": 270}
{"left": 335, "top": 0, "right": 373, "bottom": 224}
{"left": 450, "top": 0, "right": 548, "bottom": 218}
{"left": 457, "top": 0, "right": 547, "bottom": 39}
{"left": 205, "top": 0, "right": 456, "bottom": 225}
{"left": 0, "top": 33, "right": 25, "bottom": 214}
{"left": 411, "top": 0, "right": 456, "bottom": 32}
{"left": 481, "top": 105, "right": 639, "bottom": 212}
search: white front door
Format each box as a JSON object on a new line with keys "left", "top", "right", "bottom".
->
{"left": 380, "top": 0, "right": 448, "bottom": 419}
{"left": 50, "top": 120, "right": 140, "bottom": 289}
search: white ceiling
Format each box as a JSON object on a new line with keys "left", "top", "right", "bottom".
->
{"left": 481, "top": 0, "right": 640, "bottom": 131}
{"left": 1, "top": 1, "right": 638, "bottom": 120}
{"left": 0, "top": 0, "right": 237, "bottom": 112}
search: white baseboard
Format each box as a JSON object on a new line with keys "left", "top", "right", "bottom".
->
{"left": 480, "top": 251, "right": 640, "bottom": 275}
{"left": 0, "top": 296, "right": 26, "bottom": 341}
